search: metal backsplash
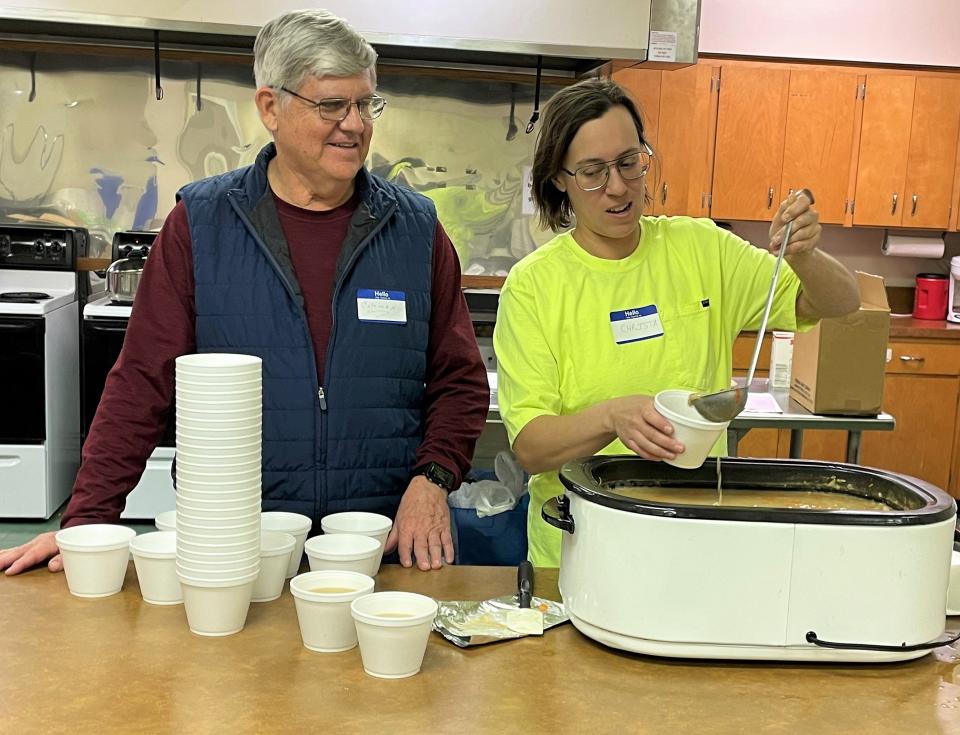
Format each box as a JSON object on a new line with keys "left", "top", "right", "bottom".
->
{"left": 0, "top": 50, "right": 562, "bottom": 272}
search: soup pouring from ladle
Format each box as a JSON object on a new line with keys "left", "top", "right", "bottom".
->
{"left": 689, "top": 188, "right": 814, "bottom": 423}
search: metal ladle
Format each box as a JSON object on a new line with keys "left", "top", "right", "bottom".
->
{"left": 689, "top": 189, "right": 813, "bottom": 423}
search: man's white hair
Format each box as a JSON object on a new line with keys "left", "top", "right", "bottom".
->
{"left": 253, "top": 9, "right": 378, "bottom": 92}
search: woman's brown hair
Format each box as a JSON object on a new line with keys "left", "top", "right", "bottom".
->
{"left": 532, "top": 78, "right": 650, "bottom": 232}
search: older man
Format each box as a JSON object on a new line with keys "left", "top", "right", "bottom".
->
{"left": 1, "top": 9, "right": 489, "bottom": 575}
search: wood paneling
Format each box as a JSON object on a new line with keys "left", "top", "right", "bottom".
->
{"left": 885, "top": 340, "right": 960, "bottom": 377}
{"left": 780, "top": 69, "right": 859, "bottom": 225}
{"left": 853, "top": 75, "right": 915, "bottom": 226}
{"left": 711, "top": 65, "right": 790, "bottom": 221}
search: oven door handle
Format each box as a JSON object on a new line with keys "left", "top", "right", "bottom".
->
{"left": 0, "top": 322, "right": 41, "bottom": 331}
{"left": 86, "top": 323, "right": 129, "bottom": 333}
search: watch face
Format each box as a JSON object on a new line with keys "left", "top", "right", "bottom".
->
{"left": 426, "top": 462, "right": 455, "bottom": 490}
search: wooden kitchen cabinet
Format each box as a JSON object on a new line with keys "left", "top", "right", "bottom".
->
{"left": 711, "top": 65, "right": 790, "bottom": 221}
{"left": 616, "top": 63, "right": 718, "bottom": 217}
{"left": 779, "top": 68, "right": 860, "bottom": 225}
{"left": 903, "top": 76, "right": 960, "bottom": 228}
{"left": 854, "top": 74, "right": 960, "bottom": 229}
{"left": 652, "top": 63, "right": 719, "bottom": 217}
{"left": 611, "top": 67, "right": 661, "bottom": 151}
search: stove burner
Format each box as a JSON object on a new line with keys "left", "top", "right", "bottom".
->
{"left": 0, "top": 291, "right": 52, "bottom": 302}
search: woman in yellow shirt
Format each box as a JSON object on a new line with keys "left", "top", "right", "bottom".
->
{"left": 493, "top": 79, "right": 860, "bottom": 566}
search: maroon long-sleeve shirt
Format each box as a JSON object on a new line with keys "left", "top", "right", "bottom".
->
{"left": 63, "top": 191, "right": 489, "bottom": 527}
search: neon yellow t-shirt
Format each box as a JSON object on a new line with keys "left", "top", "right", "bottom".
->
{"left": 494, "top": 216, "right": 812, "bottom": 567}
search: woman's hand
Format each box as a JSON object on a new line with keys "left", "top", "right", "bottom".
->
{"left": 769, "top": 189, "right": 821, "bottom": 258}
{"left": 606, "top": 395, "right": 684, "bottom": 461}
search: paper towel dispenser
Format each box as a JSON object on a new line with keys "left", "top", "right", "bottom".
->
{"left": 0, "top": 0, "right": 701, "bottom": 75}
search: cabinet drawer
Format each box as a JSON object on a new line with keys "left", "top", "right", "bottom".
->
{"left": 886, "top": 341, "right": 960, "bottom": 376}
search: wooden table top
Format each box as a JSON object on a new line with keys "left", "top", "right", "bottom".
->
{"left": 3, "top": 563, "right": 960, "bottom": 734}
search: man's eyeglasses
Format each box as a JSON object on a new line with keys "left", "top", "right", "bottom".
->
{"left": 277, "top": 86, "right": 387, "bottom": 121}
{"left": 561, "top": 145, "right": 653, "bottom": 192}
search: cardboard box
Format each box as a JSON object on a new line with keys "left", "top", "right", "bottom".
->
{"left": 789, "top": 272, "right": 890, "bottom": 415}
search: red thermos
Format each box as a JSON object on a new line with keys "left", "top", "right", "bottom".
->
{"left": 912, "top": 273, "right": 949, "bottom": 320}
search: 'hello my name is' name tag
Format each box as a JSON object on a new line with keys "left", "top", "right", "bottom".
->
{"left": 357, "top": 289, "right": 407, "bottom": 324}
{"left": 610, "top": 304, "right": 664, "bottom": 345}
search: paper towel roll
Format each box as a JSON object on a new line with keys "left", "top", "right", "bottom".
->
{"left": 882, "top": 233, "right": 945, "bottom": 258}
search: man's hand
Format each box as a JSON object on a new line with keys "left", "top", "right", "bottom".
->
{"left": 0, "top": 532, "right": 62, "bottom": 576}
{"left": 384, "top": 476, "right": 454, "bottom": 571}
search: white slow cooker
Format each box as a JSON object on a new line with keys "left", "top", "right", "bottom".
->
{"left": 544, "top": 456, "right": 957, "bottom": 663}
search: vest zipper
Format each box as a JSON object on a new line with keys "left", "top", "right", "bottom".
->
{"left": 320, "top": 200, "right": 397, "bottom": 519}
{"left": 229, "top": 192, "right": 323, "bottom": 525}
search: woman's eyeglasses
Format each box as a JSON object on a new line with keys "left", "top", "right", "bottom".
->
{"left": 561, "top": 145, "right": 653, "bottom": 192}
{"left": 277, "top": 86, "right": 387, "bottom": 121}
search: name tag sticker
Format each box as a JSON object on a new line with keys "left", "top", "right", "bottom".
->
{"left": 357, "top": 289, "right": 407, "bottom": 324}
{"left": 610, "top": 305, "right": 664, "bottom": 345}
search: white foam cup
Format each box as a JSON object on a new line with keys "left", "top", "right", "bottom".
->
{"left": 251, "top": 531, "right": 297, "bottom": 603}
{"left": 55, "top": 524, "right": 137, "bottom": 598}
{"left": 351, "top": 591, "right": 439, "bottom": 678}
{"left": 175, "top": 497, "right": 261, "bottom": 515}
{"left": 304, "top": 533, "right": 381, "bottom": 577}
{"left": 320, "top": 512, "right": 393, "bottom": 569}
{"left": 179, "top": 577, "right": 257, "bottom": 637}
{"left": 155, "top": 510, "right": 177, "bottom": 532}
{"left": 176, "top": 352, "right": 262, "bottom": 371}
{"left": 290, "top": 570, "right": 376, "bottom": 652}
{"left": 177, "top": 431, "right": 263, "bottom": 457}
{"left": 176, "top": 423, "right": 262, "bottom": 440}
{"left": 261, "top": 512, "right": 313, "bottom": 578}
{"left": 129, "top": 531, "right": 182, "bottom": 605}
{"left": 654, "top": 389, "right": 731, "bottom": 469}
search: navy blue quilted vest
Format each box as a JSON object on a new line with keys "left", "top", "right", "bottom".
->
{"left": 177, "top": 143, "right": 435, "bottom": 525}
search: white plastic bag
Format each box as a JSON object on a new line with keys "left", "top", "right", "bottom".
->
{"left": 448, "top": 451, "right": 526, "bottom": 517}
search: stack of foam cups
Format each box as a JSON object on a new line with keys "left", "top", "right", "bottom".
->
{"left": 174, "top": 353, "right": 263, "bottom": 636}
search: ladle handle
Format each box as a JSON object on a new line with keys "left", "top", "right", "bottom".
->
{"left": 746, "top": 219, "right": 794, "bottom": 386}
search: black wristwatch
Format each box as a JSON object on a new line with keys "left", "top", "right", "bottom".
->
{"left": 414, "top": 461, "right": 456, "bottom": 492}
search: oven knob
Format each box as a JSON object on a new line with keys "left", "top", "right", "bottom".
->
{"left": 0, "top": 235, "right": 10, "bottom": 256}
{"left": 34, "top": 239, "right": 45, "bottom": 255}
{"left": 49, "top": 241, "right": 63, "bottom": 257}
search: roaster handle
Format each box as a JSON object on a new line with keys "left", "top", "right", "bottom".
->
{"left": 806, "top": 629, "right": 960, "bottom": 653}
{"left": 541, "top": 495, "right": 575, "bottom": 534}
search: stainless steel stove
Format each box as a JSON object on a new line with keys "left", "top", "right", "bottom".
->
{"left": 0, "top": 223, "right": 87, "bottom": 517}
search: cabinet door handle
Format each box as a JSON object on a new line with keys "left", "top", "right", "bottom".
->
{"left": 891, "top": 192, "right": 899, "bottom": 215}
{"left": 661, "top": 182, "right": 668, "bottom": 206}
{"left": 911, "top": 194, "right": 918, "bottom": 216}
{"left": 767, "top": 187, "right": 774, "bottom": 209}
{"left": 899, "top": 355, "right": 925, "bottom": 363}
{"left": 788, "top": 188, "right": 794, "bottom": 198}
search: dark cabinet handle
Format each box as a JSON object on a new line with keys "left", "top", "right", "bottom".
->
{"left": 767, "top": 187, "right": 774, "bottom": 209}
{"left": 891, "top": 192, "right": 899, "bottom": 215}
{"left": 661, "top": 182, "right": 668, "bottom": 205}
{"left": 911, "top": 194, "right": 918, "bottom": 216}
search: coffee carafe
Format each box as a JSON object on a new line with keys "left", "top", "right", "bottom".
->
{"left": 949, "top": 256, "right": 960, "bottom": 324}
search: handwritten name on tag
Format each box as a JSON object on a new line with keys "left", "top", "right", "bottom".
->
{"left": 610, "top": 305, "right": 664, "bottom": 345}
{"left": 357, "top": 289, "right": 407, "bottom": 324}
